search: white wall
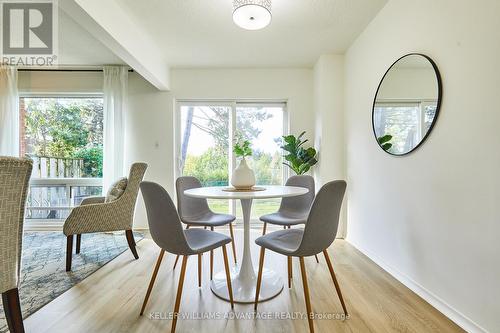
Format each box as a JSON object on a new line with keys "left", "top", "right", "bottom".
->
{"left": 313, "top": 54, "right": 347, "bottom": 236}
{"left": 344, "top": 0, "right": 500, "bottom": 331}
{"left": 126, "top": 68, "right": 314, "bottom": 228}
{"left": 125, "top": 73, "right": 174, "bottom": 228}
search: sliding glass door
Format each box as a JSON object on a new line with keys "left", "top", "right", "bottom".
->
{"left": 177, "top": 101, "right": 287, "bottom": 219}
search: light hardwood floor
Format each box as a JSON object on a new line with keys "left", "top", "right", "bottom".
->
{"left": 24, "top": 228, "right": 464, "bottom": 333}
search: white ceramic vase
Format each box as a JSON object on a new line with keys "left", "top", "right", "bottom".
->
{"left": 231, "top": 157, "right": 256, "bottom": 189}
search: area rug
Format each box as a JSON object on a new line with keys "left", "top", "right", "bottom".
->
{"left": 0, "top": 231, "right": 143, "bottom": 333}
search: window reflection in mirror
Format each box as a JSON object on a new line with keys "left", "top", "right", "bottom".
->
{"left": 372, "top": 54, "right": 441, "bottom": 155}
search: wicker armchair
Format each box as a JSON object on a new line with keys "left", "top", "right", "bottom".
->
{"left": 0, "top": 157, "right": 33, "bottom": 333}
{"left": 63, "top": 162, "right": 148, "bottom": 271}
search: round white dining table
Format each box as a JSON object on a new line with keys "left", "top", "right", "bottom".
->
{"left": 184, "top": 185, "right": 308, "bottom": 304}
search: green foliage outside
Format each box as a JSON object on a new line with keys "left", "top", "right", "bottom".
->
{"left": 183, "top": 148, "right": 282, "bottom": 187}
{"left": 24, "top": 98, "right": 104, "bottom": 177}
{"left": 183, "top": 148, "right": 229, "bottom": 186}
{"left": 72, "top": 146, "right": 104, "bottom": 177}
{"left": 183, "top": 106, "right": 271, "bottom": 154}
{"left": 248, "top": 150, "right": 282, "bottom": 185}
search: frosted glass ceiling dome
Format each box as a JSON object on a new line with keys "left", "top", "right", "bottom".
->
{"left": 233, "top": 0, "right": 272, "bottom": 30}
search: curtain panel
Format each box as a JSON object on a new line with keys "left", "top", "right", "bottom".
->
{"left": 103, "top": 66, "right": 128, "bottom": 193}
{"left": 0, "top": 66, "right": 19, "bottom": 157}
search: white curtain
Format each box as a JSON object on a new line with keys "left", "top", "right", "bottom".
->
{"left": 0, "top": 66, "right": 19, "bottom": 156}
{"left": 102, "top": 66, "right": 128, "bottom": 193}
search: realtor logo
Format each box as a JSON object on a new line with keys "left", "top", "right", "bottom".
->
{"left": 1, "top": 0, "right": 58, "bottom": 65}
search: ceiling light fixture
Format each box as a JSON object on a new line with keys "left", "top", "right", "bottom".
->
{"left": 233, "top": 0, "right": 272, "bottom": 31}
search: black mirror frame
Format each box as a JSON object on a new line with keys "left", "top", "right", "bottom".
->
{"left": 371, "top": 53, "right": 443, "bottom": 156}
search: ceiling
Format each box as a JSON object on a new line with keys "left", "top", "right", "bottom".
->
{"left": 58, "top": 9, "right": 124, "bottom": 66}
{"left": 117, "top": 0, "right": 388, "bottom": 68}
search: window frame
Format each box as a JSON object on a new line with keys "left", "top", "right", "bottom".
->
{"left": 174, "top": 99, "right": 290, "bottom": 218}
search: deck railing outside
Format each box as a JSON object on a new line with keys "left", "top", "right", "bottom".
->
{"left": 30, "top": 155, "right": 85, "bottom": 178}
{"left": 26, "top": 155, "right": 102, "bottom": 221}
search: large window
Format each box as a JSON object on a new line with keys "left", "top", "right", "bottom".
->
{"left": 20, "top": 96, "right": 104, "bottom": 222}
{"left": 177, "top": 101, "right": 287, "bottom": 219}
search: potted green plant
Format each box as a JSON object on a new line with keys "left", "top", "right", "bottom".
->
{"left": 280, "top": 131, "right": 318, "bottom": 175}
{"left": 231, "top": 139, "right": 256, "bottom": 189}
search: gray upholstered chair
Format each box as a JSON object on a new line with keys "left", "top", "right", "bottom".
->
{"left": 0, "top": 157, "right": 33, "bottom": 333}
{"left": 260, "top": 175, "right": 318, "bottom": 275}
{"left": 63, "top": 162, "right": 147, "bottom": 271}
{"left": 139, "top": 181, "right": 234, "bottom": 333}
{"left": 254, "top": 180, "right": 348, "bottom": 333}
{"left": 260, "top": 175, "right": 315, "bottom": 234}
{"left": 174, "top": 176, "right": 237, "bottom": 283}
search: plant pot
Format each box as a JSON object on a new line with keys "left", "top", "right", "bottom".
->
{"left": 231, "top": 157, "right": 256, "bottom": 190}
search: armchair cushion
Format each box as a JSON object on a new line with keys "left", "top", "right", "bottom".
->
{"left": 105, "top": 177, "right": 128, "bottom": 203}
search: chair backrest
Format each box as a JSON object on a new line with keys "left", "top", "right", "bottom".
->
{"left": 121, "top": 162, "right": 148, "bottom": 203}
{"left": 0, "top": 156, "right": 32, "bottom": 293}
{"left": 176, "top": 176, "right": 211, "bottom": 222}
{"left": 295, "top": 180, "right": 346, "bottom": 257}
{"left": 116, "top": 162, "right": 148, "bottom": 227}
{"left": 140, "top": 181, "right": 191, "bottom": 255}
{"left": 279, "top": 175, "right": 315, "bottom": 216}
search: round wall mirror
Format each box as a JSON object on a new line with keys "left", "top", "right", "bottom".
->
{"left": 372, "top": 53, "right": 442, "bottom": 155}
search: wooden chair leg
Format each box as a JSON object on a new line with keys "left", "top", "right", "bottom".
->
{"left": 221, "top": 245, "right": 234, "bottom": 309}
{"left": 314, "top": 254, "right": 319, "bottom": 263}
{"left": 262, "top": 222, "right": 267, "bottom": 235}
{"left": 299, "top": 257, "right": 315, "bottom": 333}
{"left": 125, "top": 230, "right": 139, "bottom": 259}
{"left": 198, "top": 254, "right": 202, "bottom": 287}
{"left": 172, "top": 256, "right": 188, "bottom": 333}
{"left": 66, "top": 235, "right": 73, "bottom": 272}
{"left": 287, "top": 256, "right": 293, "bottom": 288}
{"left": 173, "top": 226, "right": 190, "bottom": 270}
{"left": 76, "top": 234, "right": 81, "bottom": 254}
{"left": 2, "top": 288, "right": 25, "bottom": 333}
{"left": 229, "top": 222, "right": 237, "bottom": 264}
{"left": 323, "top": 250, "right": 348, "bottom": 316}
{"left": 254, "top": 247, "right": 266, "bottom": 311}
{"left": 173, "top": 255, "right": 180, "bottom": 270}
{"left": 210, "top": 227, "right": 214, "bottom": 280}
{"left": 140, "top": 249, "right": 165, "bottom": 315}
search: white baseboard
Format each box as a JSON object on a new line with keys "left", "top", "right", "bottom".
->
{"left": 24, "top": 221, "right": 64, "bottom": 231}
{"left": 346, "top": 239, "right": 488, "bottom": 333}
